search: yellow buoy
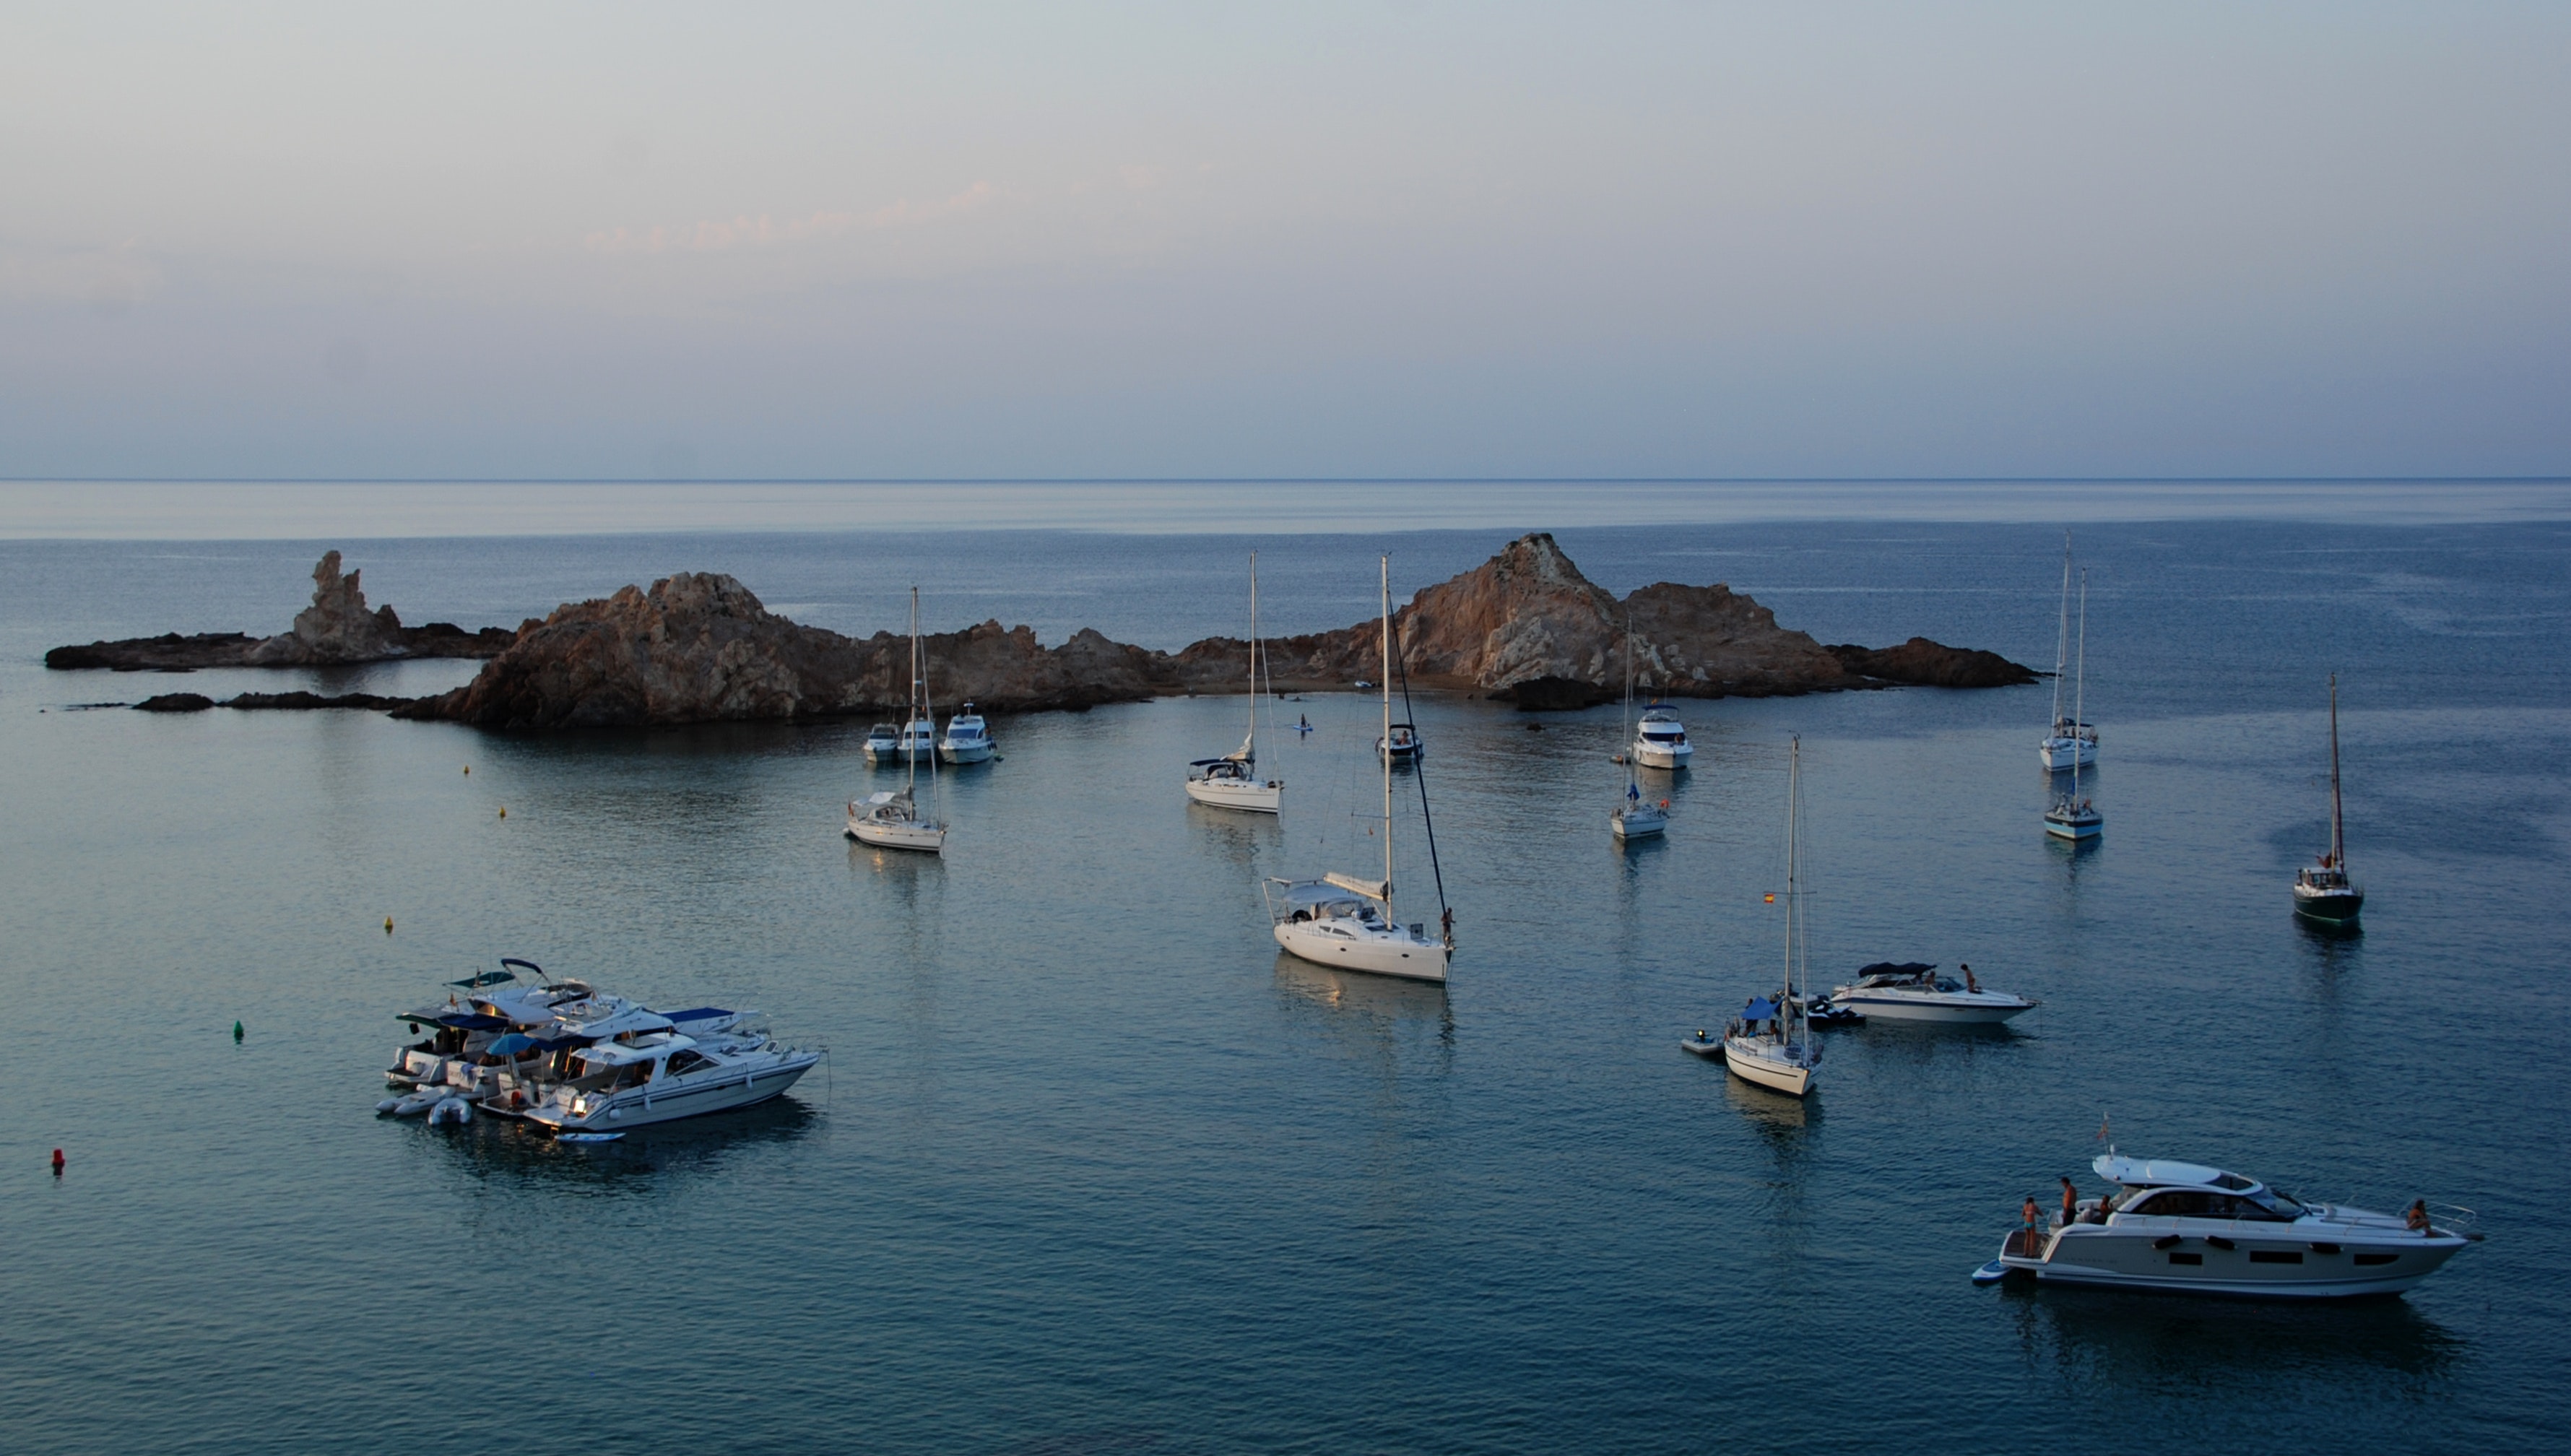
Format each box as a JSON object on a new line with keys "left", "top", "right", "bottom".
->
{"left": 498, "top": 806, "right": 507, "bottom": 818}
{"left": 383, "top": 916, "right": 394, "bottom": 933}
{"left": 463, "top": 765, "right": 471, "bottom": 775}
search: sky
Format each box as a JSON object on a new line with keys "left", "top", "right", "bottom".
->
{"left": 3, "top": 1, "right": 2567, "bottom": 482}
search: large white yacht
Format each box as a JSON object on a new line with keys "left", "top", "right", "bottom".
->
{"left": 938, "top": 703, "right": 995, "bottom": 764}
{"left": 519, "top": 1027, "right": 822, "bottom": 1132}
{"left": 1632, "top": 703, "right": 1692, "bottom": 768}
{"left": 1827, "top": 963, "right": 2036, "bottom": 1024}
{"left": 1984, "top": 1152, "right": 2474, "bottom": 1298}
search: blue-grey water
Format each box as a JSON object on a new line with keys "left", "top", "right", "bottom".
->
{"left": 2, "top": 519, "right": 2567, "bottom": 1452}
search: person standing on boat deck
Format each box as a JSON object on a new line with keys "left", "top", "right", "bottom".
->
{"left": 2059, "top": 1177, "right": 2078, "bottom": 1228}
{"left": 1964, "top": 963, "right": 1980, "bottom": 994}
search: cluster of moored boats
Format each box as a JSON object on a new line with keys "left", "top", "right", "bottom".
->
{"left": 376, "top": 958, "right": 820, "bottom": 1138}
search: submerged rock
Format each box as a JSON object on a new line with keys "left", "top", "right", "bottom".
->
{"left": 134, "top": 692, "right": 216, "bottom": 712}
{"left": 1825, "top": 638, "right": 2039, "bottom": 689}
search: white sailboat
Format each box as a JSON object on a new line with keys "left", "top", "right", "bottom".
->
{"left": 1611, "top": 621, "right": 1668, "bottom": 840}
{"left": 2044, "top": 568, "right": 2102, "bottom": 841}
{"left": 2293, "top": 674, "right": 2364, "bottom": 921}
{"left": 2041, "top": 532, "right": 2099, "bottom": 770}
{"left": 1714, "top": 734, "right": 1822, "bottom": 1096}
{"left": 1186, "top": 552, "right": 1283, "bottom": 814}
{"left": 1265, "top": 556, "right": 1452, "bottom": 982}
{"left": 848, "top": 587, "right": 949, "bottom": 853}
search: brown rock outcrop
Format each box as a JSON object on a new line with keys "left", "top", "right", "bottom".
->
{"left": 1825, "top": 638, "right": 2039, "bottom": 689}
{"left": 47, "top": 551, "right": 517, "bottom": 671}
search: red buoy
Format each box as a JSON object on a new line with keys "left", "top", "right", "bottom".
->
{"left": 51, "top": 1148, "right": 64, "bottom": 1174}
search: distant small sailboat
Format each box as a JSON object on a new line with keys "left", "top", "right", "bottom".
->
{"left": 1187, "top": 552, "right": 1283, "bottom": 814}
{"left": 2044, "top": 568, "right": 2102, "bottom": 841}
{"left": 1710, "top": 735, "right": 1821, "bottom": 1097}
{"left": 2293, "top": 674, "right": 2364, "bottom": 922}
{"left": 2040, "top": 532, "right": 2099, "bottom": 771}
{"left": 1611, "top": 621, "right": 1668, "bottom": 840}
{"left": 848, "top": 587, "right": 949, "bottom": 854}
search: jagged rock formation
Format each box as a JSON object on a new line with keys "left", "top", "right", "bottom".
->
{"left": 398, "top": 533, "right": 2032, "bottom": 729}
{"left": 134, "top": 690, "right": 418, "bottom": 713}
{"left": 46, "top": 552, "right": 517, "bottom": 671}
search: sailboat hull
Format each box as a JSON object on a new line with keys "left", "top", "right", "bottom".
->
{"left": 847, "top": 820, "right": 947, "bottom": 852}
{"left": 1184, "top": 777, "right": 1281, "bottom": 813}
{"left": 1611, "top": 805, "right": 1668, "bottom": 838}
{"left": 2292, "top": 885, "right": 2364, "bottom": 920}
{"left": 2039, "top": 737, "right": 2097, "bottom": 770}
{"left": 2044, "top": 811, "right": 2102, "bottom": 841}
{"left": 1722, "top": 1039, "right": 1816, "bottom": 1096}
{"left": 1274, "top": 920, "right": 1448, "bottom": 983}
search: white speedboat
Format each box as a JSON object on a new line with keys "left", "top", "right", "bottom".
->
{"left": 2293, "top": 674, "right": 2364, "bottom": 922}
{"left": 1985, "top": 1152, "right": 2474, "bottom": 1299}
{"left": 848, "top": 588, "right": 948, "bottom": 853}
{"left": 1633, "top": 704, "right": 1692, "bottom": 768}
{"left": 1376, "top": 721, "right": 1422, "bottom": 764}
{"left": 861, "top": 722, "right": 902, "bottom": 763}
{"left": 938, "top": 703, "right": 995, "bottom": 764}
{"left": 1186, "top": 552, "right": 1283, "bottom": 814}
{"left": 1828, "top": 963, "right": 2035, "bottom": 1023}
{"left": 2039, "top": 533, "right": 2101, "bottom": 770}
{"left": 1713, "top": 736, "right": 1820, "bottom": 1096}
{"left": 519, "top": 1028, "right": 821, "bottom": 1132}
{"left": 1270, "top": 556, "right": 1452, "bottom": 984}
{"left": 2043, "top": 566, "right": 2102, "bottom": 841}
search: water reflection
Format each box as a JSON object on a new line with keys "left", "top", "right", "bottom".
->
{"left": 2004, "top": 1282, "right": 2462, "bottom": 1388}
{"left": 404, "top": 1095, "right": 822, "bottom": 1196}
{"left": 1273, "top": 954, "right": 1452, "bottom": 1042}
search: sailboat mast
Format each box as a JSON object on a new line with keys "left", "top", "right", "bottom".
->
{"left": 2052, "top": 534, "right": 2072, "bottom": 731}
{"left": 1785, "top": 736, "right": 1801, "bottom": 1022}
{"left": 907, "top": 587, "right": 922, "bottom": 797}
{"left": 1247, "top": 552, "right": 1260, "bottom": 753}
{"left": 1380, "top": 555, "right": 1395, "bottom": 919}
{"left": 2328, "top": 673, "right": 2346, "bottom": 869}
{"left": 2071, "top": 570, "right": 2088, "bottom": 802}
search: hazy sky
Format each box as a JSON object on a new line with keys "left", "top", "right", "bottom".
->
{"left": 4, "top": 2, "right": 2565, "bottom": 480}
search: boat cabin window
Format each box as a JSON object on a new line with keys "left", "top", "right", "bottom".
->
{"left": 667, "top": 1050, "right": 713, "bottom": 1076}
{"left": 2127, "top": 1190, "right": 2236, "bottom": 1218}
{"left": 610, "top": 1060, "right": 656, "bottom": 1089}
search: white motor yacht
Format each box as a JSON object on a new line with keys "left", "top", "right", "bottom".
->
{"left": 1984, "top": 1152, "right": 2474, "bottom": 1298}
{"left": 1270, "top": 556, "right": 1452, "bottom": 984}
{"left": 519, "top": 1028, "right": 822, "bottom": 1132}
{"left": 1828, "top": 962, "right": 2036, "bottom": 1024}
{"left": 896, "top": 715, "right": 938, "bottom": 764}
{"left": 861, "top": 722, "right": 902, "bottom": 763}
{"left": 1633, "top": 704, "right": 1692, "bottom": 768}
{"left": 938, "top": 703, "right": 995, "bottom": 764}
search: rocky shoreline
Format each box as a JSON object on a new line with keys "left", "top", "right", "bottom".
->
{"left": 53, "top": 534, "right": 2033, "bottom": 727}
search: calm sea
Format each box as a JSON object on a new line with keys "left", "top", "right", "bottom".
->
{"left": 1, "top": 510, "right": 2566, "bottom": 1453}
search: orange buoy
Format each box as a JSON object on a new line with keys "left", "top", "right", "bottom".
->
{"left": 51, "top": 1148, "right": 64, "bottom": 1174}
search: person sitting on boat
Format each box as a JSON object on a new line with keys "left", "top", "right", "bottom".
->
{"left": 2407, "top": 1200, "right": 2433, "bottom": 1231}
{"left": 1964, "top": 963, "right": 1980, "bottom": 993}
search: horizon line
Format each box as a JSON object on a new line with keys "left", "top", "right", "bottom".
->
{"left": 6, "top": 474, "right": 2570, "bottom": 486}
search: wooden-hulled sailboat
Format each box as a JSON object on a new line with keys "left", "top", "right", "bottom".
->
{"left": 2293, "top": 674, "right": 2364, "bottom": 922}
{"left": 1265, "top": 556, "right": 1452, "bottom": 982}
{"left": 847, "top": 587, "right": 950, "bottom": 853}
{"left": 1185, "top": 552, "right": 1283, "bottom": 813}
{"left": 2044, "top": 568, "right": 2103, "bottom": 841}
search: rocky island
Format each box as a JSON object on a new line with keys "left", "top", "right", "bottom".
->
{"left": 54, "top": 534, "right": 2032, "bottom": 727}
{"left": 45, "top": 550, "right": 516, "bottom": 671}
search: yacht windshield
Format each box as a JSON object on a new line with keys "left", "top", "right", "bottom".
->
{"left": 2245, "top": 1188, "right": 2305, "bottom": 1218}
